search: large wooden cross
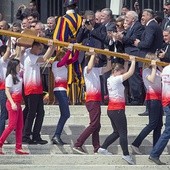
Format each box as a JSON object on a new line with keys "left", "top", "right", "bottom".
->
{"left": 0, "top": 29, "right": 168, "bottom": 104}
{"left": 0, "top": 29, "right": 168, "bottom": 67}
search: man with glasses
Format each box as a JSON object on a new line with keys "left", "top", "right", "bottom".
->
{"left": 162, "top": 1, "right": 170, "bottom": 30}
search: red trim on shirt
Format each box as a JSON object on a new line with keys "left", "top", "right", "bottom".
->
{"left": 145, "top": 92, "right": 161, "bottom": 100}
{"left": 108, "top": 99, "right": 125, "bottom": 110}
{"left": 86, "top": 92, "right": 102, "bottom": 102}
{"left": 24, "top": 83, "right": 43, "bottom": 95}
{"left": 162, "top": 96, "right": 170, "bottom": 107}
{"left": 0, "top": 81, "right": 5, "bottom": 90}
{"left": 54, "top": 81, "right": 67, "bottom": 89}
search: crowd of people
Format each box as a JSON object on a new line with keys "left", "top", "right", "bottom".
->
{"left": 0, "top": 0, "right": 170, "bottom": 166}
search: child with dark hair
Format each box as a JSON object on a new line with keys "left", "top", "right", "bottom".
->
{"left": 22, "top": 40, "right": 55, "bottom": 144}
{"left": 0, "top": 58, "right": 29, "bottom": 155}
{"left": 0, "top": 38, "right": 11, "bottom": 137}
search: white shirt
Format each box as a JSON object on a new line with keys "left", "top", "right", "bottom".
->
{"left": 84, "top": 66, "right": 102, "bottom": 102}
{"left": 162, "top": 65, "right": 170, "bottom": 107}
{"left": 52, "top": 61, "right": 68, "bottom": 91}
{"left": 107, "top": 75, "right": 125, "bottom": 110}
{"left": 6, "top": 74, "right": 22, "bottom": 103}
{"left": 22, "top": 48, "right": 43, "bottom": 95}
{"left": 143, "top": 68, "right": 161, "bottom": 100}
{"left": 0, "top": 57, "right": 8, "bottom": 90}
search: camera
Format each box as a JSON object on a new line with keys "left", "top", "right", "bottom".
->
{"left": 85, "top": 20, "right": 90, "bottom": 25}
{"left": 155, "top": 49, "right": 162, "bottom": 57}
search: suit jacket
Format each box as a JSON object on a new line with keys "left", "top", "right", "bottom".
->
{"left": 45, "top": 28, "right": 55, "bottom": 39}
{"left": 160, "top": 43, "right": 170, "bottom": 63}
{"left": 77, "top": 23, "right": 108, "bottom": 66}
{"left": 138, "top": 20, "right": 163, "bottom": 58}
{"left": 105, "top": 22, "right": 116, "bottom": 31}
{"left": 161, "top": 18, "right": 170, "bottom": 30}
{"left": 122, "top": 21, "right": 144, "bottom": 56}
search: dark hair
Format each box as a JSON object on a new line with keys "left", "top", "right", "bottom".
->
{"left": 6, "top": 58, "right": 20, "bottom": 84}
{"left": 122, "top": 5, "right": 130, "bottom": 10}
{"left": 67, "top": 4, "right": 77, "bottom": 10}
{"left": 29, "top": 11, "right": 39, "bottom": 19}
{"left": 111, "top": 63, "right": 124, "bottom": 73}
{"left": 154, "top": 15, "right": 163, "bottom": 25}
{"left": 12, "top": 22, "right": 21, "bottom": 28}
{"left": 30, "top": 0, "right": 37, "bottom": 6}
{"left": 85, "top": 54, "right": 91, "bottom": 66}
{"left": 0, "top": 45, "right": 7, "bottom": 56}
{"left": 32, "top": 41, "right": 42, "bottom": 47}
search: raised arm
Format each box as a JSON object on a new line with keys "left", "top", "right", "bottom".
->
{"left": 87, "top": 54, "right": 95, "bottom": 74}
{"left": 57, "top": 50, "right": 71, "bottom": 67}
{"left": 146, "top": 60, "right": 157, "bottom": 83}
{"left": 86, "top": 48, "right": 96, "bottom": 73}
{"left": 57, "top": 44, "right": 73, "bottom": 67}
{"left": 3, "top": 37, "right": 11, "bottom": 61}
{"left": 66, "top": 50, "right": 79, "bottom": 65}
{"left": 122, "top": 56, "right": 136, "bottom": 81}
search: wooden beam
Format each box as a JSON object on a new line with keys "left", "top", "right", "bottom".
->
{"left": 0, "top": 29, "right": 168, "bottom": 67}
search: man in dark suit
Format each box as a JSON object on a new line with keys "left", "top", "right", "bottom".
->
{"left": 45, "top": 16, "right": 56, "bottom": 39}
{"left": 77, "top": 10, "right": 108, "bottom": 70}
{"left": 161, "top": 1, "right": 170, "bottom": 30}
{"left": 99, "top": 8, "right": 116, "bottom": 103}
{"left": 118, "top": 11, "right": 145, "bottom": 105}
{"left": 134, "top": 9, "right": 163, "bottom": 115}
{"left": 134, "top": 9, "right": 163, "bottom": 58}
{"left": 158, "top": 27, "right": 170, "bottom": 63}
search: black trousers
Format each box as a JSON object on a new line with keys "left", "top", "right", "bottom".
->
{"left": 23, "top": 94, "right": 45, "bottom": 140}
{"left": 102, "top": 109, "right": 129, "bottom": 155}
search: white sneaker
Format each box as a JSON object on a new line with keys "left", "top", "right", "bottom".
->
{"left": 97, "top": 148, "right": 112, "bottom": 155}
{"left": 131, "top": 145, "right": 142, "bottom": 155}
{"left": 122, "top": 155, "right": 135, "bottom": 165}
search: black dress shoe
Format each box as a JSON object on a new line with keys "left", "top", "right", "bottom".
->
{"left": 138, "top": 111, "right": 149, "bottom": 116}
{"left": 52, "top": 136, "right": 67, "bottom": 145}
{"left": 31, "top": 138, "right": 48, "bottom": 145}
{"left": 22, "top": 138, "right": 32, "bottom": 144}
